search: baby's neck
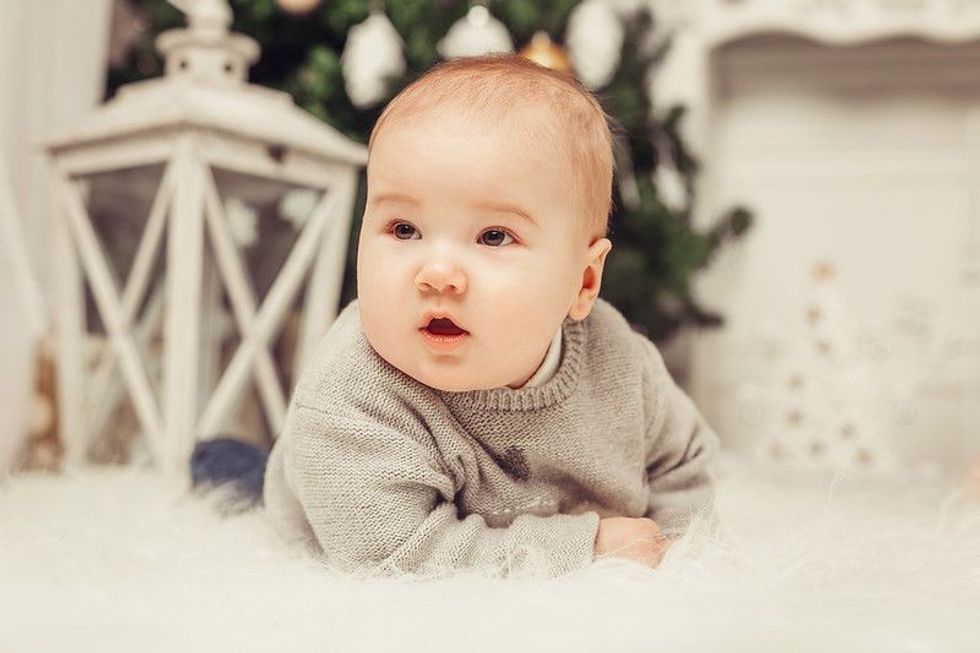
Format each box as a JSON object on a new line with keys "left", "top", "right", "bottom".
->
{"left": 507, "top": 327, "right": 563, "bottom": 389}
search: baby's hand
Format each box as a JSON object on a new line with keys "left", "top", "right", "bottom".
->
{"left": 594, "top": 516, "right": 673, "bottom": 568}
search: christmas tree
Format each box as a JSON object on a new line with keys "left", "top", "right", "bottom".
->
{"left": 108, "top": 0, "right": 752, "bottom": 344}
{"left": 745, "top": 260, "right": 915, "bottom": 478}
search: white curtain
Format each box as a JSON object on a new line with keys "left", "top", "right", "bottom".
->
{"left": 0, "top": 0, "right": 112, "bottom": 471}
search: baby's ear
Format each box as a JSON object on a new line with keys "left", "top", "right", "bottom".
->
{"left": 568, "top": 237, "right": 612, "bottom": 321}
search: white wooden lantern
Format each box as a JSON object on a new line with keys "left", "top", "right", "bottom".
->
{"left": 45, "top": 0, "right": 367, "bottom": 475}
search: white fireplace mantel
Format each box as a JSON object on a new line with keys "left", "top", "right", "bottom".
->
{"left": 651, "top": 0, "right": 980, "bottom": 165}
{"left": 663, "top": 0, "right": 980, "bottom": 474}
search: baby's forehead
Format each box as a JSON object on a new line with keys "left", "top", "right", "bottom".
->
{"left": 371, "top": 101, "right": 573, "bottom": 165}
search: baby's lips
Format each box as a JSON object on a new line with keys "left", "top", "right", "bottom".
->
{"left": 425, "top": 317, "right": 468, "bottom": 336}
{"left": 418, "top": 311, "right": 469, "bottom": 333}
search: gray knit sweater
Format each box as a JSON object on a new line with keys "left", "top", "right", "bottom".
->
{"left": 264, "top": 298, "right": 720, "bottom": 578}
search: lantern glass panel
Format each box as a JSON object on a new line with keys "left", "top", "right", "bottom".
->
{"left": 73, "top": 163, "right": 169, "bottom": 462}
{"left": 204, "top": 167, "right": 326, "bottom": 444}
{"left": 209, "top": 166, "right": 324, "bottom": 300}
{"left": 77, "top": 163, "right": 167, "bottom": 324}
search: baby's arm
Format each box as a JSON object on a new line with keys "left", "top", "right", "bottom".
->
{"left": 641, "top": 341, "right": 721, "bottom": 537}
{"left": 285, "top": 404, "right": 599, "bottom": 578}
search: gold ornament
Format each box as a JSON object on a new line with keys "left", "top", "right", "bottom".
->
{"left": 812, "top": 259, "right": 836, "bottom": 282}
{"left": 805, "top": 305, "right": 822, "bottom": 326}
{"left": 276, "top": 0, "right": 321, "bottom": 16}
{"left": 787, "top": 409, "right": 803, "bottom": 427}
{"left": 855, "top": 448, "right": 874, "bottom": 466}
{"left": 21, "top": 339, "right": 63, "bottom": 473}
{"left": 519, "top": 31, "right": 571, "bottom": 74}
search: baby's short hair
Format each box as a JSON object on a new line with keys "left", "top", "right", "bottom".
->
{"left": 367, "top": 55, "right": 614, "bottom": 242}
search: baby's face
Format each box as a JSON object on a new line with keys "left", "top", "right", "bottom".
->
{"left": 357, "top": 108, "right": 598, "bottom": 392}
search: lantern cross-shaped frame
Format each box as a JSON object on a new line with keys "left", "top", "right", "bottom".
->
{"left": 45, "top": 1, "right": 367, "bottom": 475}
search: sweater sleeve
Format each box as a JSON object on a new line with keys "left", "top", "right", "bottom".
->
{"left": 641, "top": 340, "right": 721, "bottom": 537}
{"left": 286, "top": 404, "right": 599, "bottom": 578}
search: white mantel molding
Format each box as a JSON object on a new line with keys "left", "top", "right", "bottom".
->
{"left": 669, "top": 0, "right": 980, "bottom": 467}
{"left": 668, "top": 0, "right": 980, "bottom": 49}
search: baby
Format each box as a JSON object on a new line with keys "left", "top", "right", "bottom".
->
{"left": 263, "top": 54, "right": 721, "bottom": 578}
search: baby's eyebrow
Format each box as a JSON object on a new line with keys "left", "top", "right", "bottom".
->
{"left": 370, "top": 192, "right": 419, "bottom": 207}
{"left": 371, "top": 193, "right": 537, "bottom": 227}
{"left": 474, "top": 201, "right": 538, "bottom": 227}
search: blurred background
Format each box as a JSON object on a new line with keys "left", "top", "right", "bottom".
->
{"left": 1, "top": 0, "right": 978, "bottom": 486}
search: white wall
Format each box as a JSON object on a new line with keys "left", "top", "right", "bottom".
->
{"left": 0, "top": 0, "right": 112, "bottom": 470}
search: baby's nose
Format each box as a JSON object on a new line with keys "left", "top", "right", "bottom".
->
{"left": 415, "top": 258, "right": 467, "bottom": 294}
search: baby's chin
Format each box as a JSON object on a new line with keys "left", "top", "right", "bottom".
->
{"left": 386, "top": 352, "right": 510, "bottom": 393}
{"left": 406, "top": 367, "right": 502, "bottom": 393}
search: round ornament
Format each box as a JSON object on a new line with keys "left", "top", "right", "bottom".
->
{"left": 278, "top": 189, "right": 320, "bottom": 228}
{"left": 341, "top": 10, "right": 406, "bottom": 108}
{"left": 438, "top": 4, "right": 513, "bottom": 59}
{"left": 565, "top": 0, "right": 623, "bottom": 89}
{"left": 224, "top": 197, "right": 259, "bottom": 248}
{"left": 519, "top": 31, "right": 571, "bottom": 73}
{"left": 652, "top": 158, "right": 687, "bottom": 212}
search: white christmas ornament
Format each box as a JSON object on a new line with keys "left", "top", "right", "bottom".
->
{"left": 224, "top": 197, "right": 259, "bottom": 248}
{"left": 278, "top": 189, "right": 320, "bottom": 228}
{"left": 167, "top": 0, "right": 232, "bottom": 40}
{"left": 438, "top": 4, "right": 513, "bottom": 60}
{"left": 341, "top": 11, "right": 406, "bottom": 108}
{"left": 652, "top": 156, "right": 687, "bottom": 212}
{"left": 566, "top": 0, "right": 623, "bottom": 90}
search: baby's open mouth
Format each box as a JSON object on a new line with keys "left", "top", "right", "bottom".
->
{"left": 424, "top": 318, "right": 467, "bottom": 336}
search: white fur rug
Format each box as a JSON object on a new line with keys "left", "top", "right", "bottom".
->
{"left": 1, "top": 455, "right": 978, "bottom": 653}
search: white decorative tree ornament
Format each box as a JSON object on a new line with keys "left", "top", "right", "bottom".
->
{"left": 166, "top": 0, "right": 233, "bottom": 40}
{"left": 565, "top": 0, "right": 624, "bottom": 90}
{"left": 652, "top": 153, "right": 687, "bottom": 212}
{"left": 224, "top": 197, "right": 259, "bottom": 248}
{"left": 438, "top": 4, "right": 514, "bottom": 60}
{"left": 748, "top": 260, "right": 916, "bottom": 479}
{"left": 341, "top": 10, "right": 407, "bottom": 108}
{"left": 278, "top": 188, "right": 320, "bottom": 228}
{"left": 45, "top": 0, "right": 366, "bottom": 476}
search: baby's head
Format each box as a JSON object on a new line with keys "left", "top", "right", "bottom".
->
{"left": 356, "top": 55, "right": 614, "bottom": 392}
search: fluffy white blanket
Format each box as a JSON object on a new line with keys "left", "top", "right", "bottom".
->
{"left": 1, "top": 456, "right": 978, "bottom": 652}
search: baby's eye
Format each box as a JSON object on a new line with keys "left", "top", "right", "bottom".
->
{"left": 478, "top": 229, "right": 514, "bottom": 247}
{"left": 390, "top": 222, "right": 420, "bottom": 240}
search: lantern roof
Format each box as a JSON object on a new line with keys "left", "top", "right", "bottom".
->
{"left": 46, "top": 0, "right": 367, "bottom": 167}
